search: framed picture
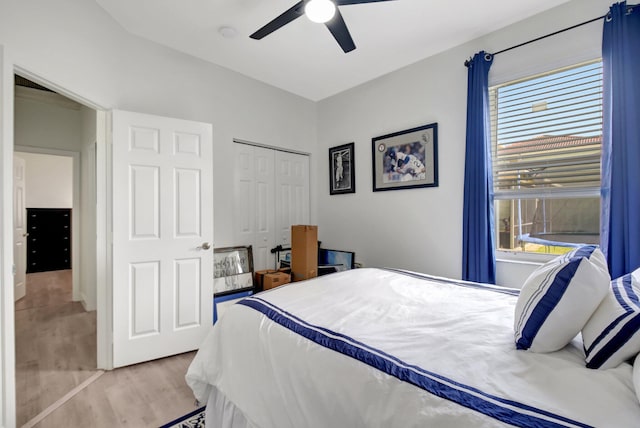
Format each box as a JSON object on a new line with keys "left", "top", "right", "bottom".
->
{"left": 329, "top": 142, "right": 355, "bottom": 195}
{"left": 372, "top": 123, "right": 438, "bottom": 192}
{"left": 213, "top": 245, "right": 254, "bottom": 296}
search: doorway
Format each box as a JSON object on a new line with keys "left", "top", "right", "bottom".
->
{"left": 13, "top": 76, "right": 100, "bottom": 425}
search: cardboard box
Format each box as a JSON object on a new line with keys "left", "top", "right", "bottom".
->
{"left": 263, "top": 271, "right": 291, "bottom": 290}
{"left": 291, "top": 225, "right": 318, "bottom": 282}
{"left": 277, "top": 267, "right": 291, "bottom": 275}
{"left": 254, "top": 269, "right": 277, "bottom": 292}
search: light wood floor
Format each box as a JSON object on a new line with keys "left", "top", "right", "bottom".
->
{"left": 15, "top": 270, "right": 199, "bottom": 427}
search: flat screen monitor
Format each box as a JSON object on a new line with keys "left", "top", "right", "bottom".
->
{"left": 318, "top": 248, "right": 355, "bottom": 271}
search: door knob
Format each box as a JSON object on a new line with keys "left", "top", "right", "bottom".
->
{"left": 22, "top": 233, "right": 29, "bottom": 238}
{"left": 197, "top": 242, "right": 211, "bottom": 251}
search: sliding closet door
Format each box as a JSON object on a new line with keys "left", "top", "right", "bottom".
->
{"left": 233, "top": 143, "right": 310, "bottom": 271}
{"left": 275, "top": 151, "right": 310, "bottom": 249}
{"left": 234, "top": 143, "right": 276, "bottom": 271}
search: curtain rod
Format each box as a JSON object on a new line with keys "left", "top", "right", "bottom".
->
{"left": 464, "top": 14, "right": 606, "bottom": 67}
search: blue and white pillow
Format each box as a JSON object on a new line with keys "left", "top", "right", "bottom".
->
{"left": 514, "top": 246, "right": 610, "bottom": 353}
{"left": 582, "top": 268, "right": 640, "bottom": 369}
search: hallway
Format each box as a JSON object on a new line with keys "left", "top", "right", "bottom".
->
{"left": 15, "top": 269, "right": 96, "bottom": 426}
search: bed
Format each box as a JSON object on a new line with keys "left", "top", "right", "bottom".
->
{"left": 186, "top": 267, "right": 640, "bottom": 427}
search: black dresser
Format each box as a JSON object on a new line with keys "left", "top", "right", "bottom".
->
{"left": 26, "top": 208, "right": 72, "bottom": 273}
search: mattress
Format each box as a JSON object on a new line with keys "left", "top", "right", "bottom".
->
{"left": 186, "top": 268, "right": 640, "bottom": 427}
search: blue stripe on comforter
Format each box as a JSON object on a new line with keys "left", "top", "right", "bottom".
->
{"left": 238, "top": 296, "right": 591, "bottom": 428}
{"left": 385, "top": 268, "right": 520, "bottom": 296}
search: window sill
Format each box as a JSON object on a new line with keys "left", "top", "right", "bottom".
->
{"left": 496, "top": 250, "right": 555, "bottom": 265}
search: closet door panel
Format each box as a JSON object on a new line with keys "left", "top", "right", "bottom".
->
{"left": 252, "top": 147, "right": 275, "bottom": 271}
{"left": 233, "top": 144, "right": 275, "bottom": 271}
{"left": 275, "top": 151, "right": 310, "bottom": 248}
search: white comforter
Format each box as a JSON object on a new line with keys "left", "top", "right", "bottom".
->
{"left": 186, "top": 268, "right": 640, "bottom": 427}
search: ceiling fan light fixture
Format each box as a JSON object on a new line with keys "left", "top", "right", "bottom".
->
{"left": 304, "top": 0, "right": 336, "bottom": 24}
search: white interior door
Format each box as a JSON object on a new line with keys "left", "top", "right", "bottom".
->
{"left": 233, "top": 143, "right": 275, "bottom": 271}
{"left": 13, "top": 154, "right": 26, "bottom": 301}
{"left": 111, "top": 110, "right": 213, "bottom": 368}
{"left": 275, "top": 151, "right": 310, "bottom": 247}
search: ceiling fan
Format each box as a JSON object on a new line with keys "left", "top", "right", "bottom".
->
{"left": 250, "top": 0, "right": 395, "bottom": 53}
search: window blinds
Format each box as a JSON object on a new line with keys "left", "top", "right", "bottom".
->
{"left": 490, "top": 61, "right": 603, "bottom": 199}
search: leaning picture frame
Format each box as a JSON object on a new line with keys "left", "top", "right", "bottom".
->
{"left": 213, "top": 245, "right": 254, "bottom": 296}
{"left": 372, "top": 123, "right": 438, "bottom": 191}
{"left": 329, "top": 142, "right": 355, "bottom": 195}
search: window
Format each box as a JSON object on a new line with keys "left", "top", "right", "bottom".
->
{"left": 490, "top": 61, "right": 603, "bottom": 255}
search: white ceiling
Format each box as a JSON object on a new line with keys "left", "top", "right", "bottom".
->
{"left": 96, "top": 0, "right": 571, "bottom": 101}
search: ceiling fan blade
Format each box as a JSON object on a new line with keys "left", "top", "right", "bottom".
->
{"left": 250, "top": 1, "right": 305, "bottom": 40}
{"left": 325, "top": 8, "right": 356, "bottom": 53}
{"left": 336, "top": 0, "right": 396, "bottom": 5}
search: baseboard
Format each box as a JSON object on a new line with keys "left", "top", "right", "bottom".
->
{"left": 80, "top": 293, "right": 96, "bottom": 311}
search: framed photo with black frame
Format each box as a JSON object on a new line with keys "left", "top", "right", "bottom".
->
{"left": 329, "top": 142, "right": 355, "bottom": 195}
{"left": 372, "top": 123, "right": 438, "bottom": 192}
{"left": 213, "top": 245, "right": 254, "bottom": 296}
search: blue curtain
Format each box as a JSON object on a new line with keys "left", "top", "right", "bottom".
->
{"left": 462, "top": 51, "right": 496, "bottom": 284}
{"left": 601, "top": 2, "right": 640, "bottom": 278}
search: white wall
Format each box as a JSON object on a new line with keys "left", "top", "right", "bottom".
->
{"left": 0, "top": 0, "right": 319, "bottom": 249}
{"left": 14, "top": 88, "right": 83, "bottom": 152}
{"left": 316, "top": 0, "right": 610, "bottom": 287}
{"left": 15, "top": 152, "right": 73, "bottom": 208}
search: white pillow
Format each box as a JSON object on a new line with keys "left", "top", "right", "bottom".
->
{"left": 514, "top": 246, "right": 610, "bottom": 353}
{"left": 582, "top": 268, "right": 640, "bottom": 369}
{"left": 634, "top": 353, "right": 640, "bottom": 404}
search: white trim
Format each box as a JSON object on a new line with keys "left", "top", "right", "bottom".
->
{"left": 494, "top": 187, "right": 601, "bottom": 200}
{"left": 13, "top": 66, "right": 106, "bottom": 112}
{"left": 96, "top": 110, "right": 112, "bottom": 370}
{"left": 496, "top": 250, "right": 555, "bottom": 264}
{"left": 233, "top": 138, "right": 311, "bottom": 157}
{"left": 14, "top": 146, "right": 82, "bottom": 303}
{"left": 0, "top": 43, "right": 17, "bottom": 428}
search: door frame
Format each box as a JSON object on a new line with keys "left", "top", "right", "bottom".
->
{"left": 14, "top": 146, "right": 81, "bottom": 302}
{"left": 1, "top": 44, "right": 17, "bottom": 428}
{"left": 1, "top": 54, "right": 113, "bottom": 425}
{"left": 13, "top": 68, "right": 112, "bottom": 370}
